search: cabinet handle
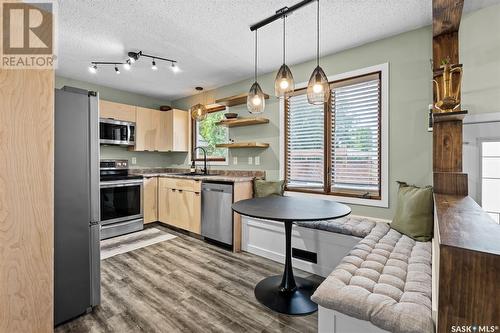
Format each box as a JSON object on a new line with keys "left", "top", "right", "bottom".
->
{"left": 171, "top": 189, "right": 176, "bottom": 192}
{"left": 178, "top": 189, "right": 183, "bottom": 192}
{"left": 195, "top": 192, "right": 200, "bottom": 195}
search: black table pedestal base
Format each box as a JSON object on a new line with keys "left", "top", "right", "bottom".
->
{"left": 254, "top": 275, "right": 319, "bottom": 316}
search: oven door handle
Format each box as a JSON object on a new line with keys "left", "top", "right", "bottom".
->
{"left": 100, "top": 180, "right": 143, "bottom": 188}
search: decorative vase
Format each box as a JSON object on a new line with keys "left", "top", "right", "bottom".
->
{"left": 433, "top": 63, "right": 463, "bottom": 113}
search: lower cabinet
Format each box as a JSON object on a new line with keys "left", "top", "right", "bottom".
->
{"left": 158, "top": 178, "right": 201, "bottom": 234}
{"left": 143, "top": 177, "right": 158, "bottom": 224}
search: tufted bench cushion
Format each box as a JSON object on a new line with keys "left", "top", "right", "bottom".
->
{"left": 311, "top": 223, "right": 433, "bottom": 333}
{"left": 295, "top": 216, "right": 377, "bottom": 238}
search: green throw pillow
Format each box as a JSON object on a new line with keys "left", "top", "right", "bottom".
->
{"left": 253, "top": 179, "right": 285, "bottom": 198}
{"left": 391, "top": 181, "right": 434, "bottom": 241}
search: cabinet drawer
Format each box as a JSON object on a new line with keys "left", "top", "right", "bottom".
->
{"left": 159, "top": 177, "right": 202, "bottom": 192}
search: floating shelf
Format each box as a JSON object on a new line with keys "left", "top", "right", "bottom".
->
{"left": 215, "top": 92, "right": 270, "bottom": 107}
{"left": 433, "top": 110, "right": 468, "bottom": 123}
{"left": 216, "top": 142, "right": 269, "bottom": 149}
{"left": 216, "top": 117, "right": 269, "bottom": 127}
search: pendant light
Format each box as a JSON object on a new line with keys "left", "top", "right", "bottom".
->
{"left": 247, "top": 29, "right": 266, "bottom": 114}
{"left": 307, "top": 0, "right": 329, "bottom": 105}
{"left": 190, "top": 87, "right": 207, "bottom": 121}
{"left": 274, "top": 15, "right": 294, "bottom": 97}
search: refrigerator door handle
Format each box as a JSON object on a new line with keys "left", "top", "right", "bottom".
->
{"left": 89, "top": 93, "right": 100, "bottom": 223}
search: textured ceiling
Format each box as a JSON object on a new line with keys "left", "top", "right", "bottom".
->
{"left": 56, "top": 0, "right": 500, "bottom": 101}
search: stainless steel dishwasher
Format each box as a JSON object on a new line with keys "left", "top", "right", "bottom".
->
{"left": 201, "top": 182, "right": 233, "bottom": 246}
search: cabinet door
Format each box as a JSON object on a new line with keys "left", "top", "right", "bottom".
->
{"left": 100, "top": 100, "right": 136, "bottom": 122}
{"left": 157, "top": 111, "right": 171, "bottom": 152}
{"left": 135, "top": 107, "right": 157, "bottom": 151}
{"left": 172, "top": 109, "right": 189, "bottom": 152}
{"left": 175, "top": 190, "right": 201, "bottom": 234}
{"left": 143, "top": 177, "right": 158, "bottom": 224}
{"left": 158, "top": 183, "right": 173, "bottom": 223}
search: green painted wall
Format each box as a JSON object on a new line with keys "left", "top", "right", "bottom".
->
{"left": 55, "top": 76, "right": 174, "bottom": 168}
{"left": 172, "top": 27, "right": 434, "bottom": 220}
{"left": 460, "top": 3, "right": 500, "bottom": 115}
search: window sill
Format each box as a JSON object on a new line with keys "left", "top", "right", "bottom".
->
{"left": 284, "top": 190, "right": 389, "bottom": 208}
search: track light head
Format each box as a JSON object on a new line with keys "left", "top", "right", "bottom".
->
{"left": 124, "top": 60, "right": 131, "bottom": 70}
{"left": 170, "top": 62, "right": 180, "bottom": 73}
{"left": 151, "top": 59, "right": 158, "bottom": 71}
{"left": 88, "top": 64, "right": 97, "bottom": 74}
{"left": 127, "top": 51, "right": 140, "bottom": 63}
{"left": 115, "top": 65, "right": 120, "bottom": 74}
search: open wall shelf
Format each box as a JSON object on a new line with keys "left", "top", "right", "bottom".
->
{"left": 216, "top": 142, "right": 269, "bottom": 149}
{"left": 215, "top": 92, "right": 270, "bottom": 107}
{"left": 216, "top": 117, "right": 269, "bottom": 127}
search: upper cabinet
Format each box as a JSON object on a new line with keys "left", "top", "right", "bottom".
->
{"left": 160, "top": 109, "right": 189, "bottom": 152}
{"left": 99, "top": 100, "right": 136, "bottom": 122}
{"left": 133, "top": 107, "right": 188, "bottom": 152}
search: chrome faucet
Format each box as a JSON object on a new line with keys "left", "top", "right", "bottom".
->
{"left": 193, "top": 146, "right": 208, "bottom": 175}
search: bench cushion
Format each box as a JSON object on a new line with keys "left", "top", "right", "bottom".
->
{"left": 295, "top": 216, "right": 377, "bottom": 238}
{"left": 311, "top": 223, "right": 433, "bottom": 333}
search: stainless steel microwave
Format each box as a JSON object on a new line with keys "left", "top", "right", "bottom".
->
{"left": 99, "top": 118, "right": 135, "bottom": 146}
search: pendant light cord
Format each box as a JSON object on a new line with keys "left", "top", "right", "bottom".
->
{"left": 283, "top": 16, "right": 286, "bottom": 65}
{"left": 316, "top": 0, "right": 320, "bottom": 66}
{"left": 254, "top": 29, "right": 258, "bottom": 82}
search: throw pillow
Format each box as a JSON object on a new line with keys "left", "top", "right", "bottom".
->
{"left": 253, "top": 179, "right": 285, "bottom": 198}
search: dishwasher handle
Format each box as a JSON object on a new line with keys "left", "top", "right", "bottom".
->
{"left": 203, "top": 188, "right": 224, "bottom": 193}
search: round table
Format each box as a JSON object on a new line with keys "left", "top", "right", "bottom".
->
{"left": 232, "top": 196, "right": 351, "bottom": 316}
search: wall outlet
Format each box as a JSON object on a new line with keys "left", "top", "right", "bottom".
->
{"left": 248, "top": 156, "right": 253, "bottom": 165}
{"left": 233, "top": 156, "right": 238, "bottom": 165}
{"left": 255, "top": 156, "right": 260, "bottom": 165}
{"left": 131, "top": 157, "right": 137, "bottom": 165}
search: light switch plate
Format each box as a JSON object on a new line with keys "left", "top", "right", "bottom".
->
{"left": 248, "top": 156, "right": 253, "bottom": 165}
{"left": 255, "top": 156, "right": 260, "bottom": 165}
{"left": 131, "top": 157, "right": 137, "bottom": 165}
{"left": 233, "top": 156, "right": 238, "bottom": 165}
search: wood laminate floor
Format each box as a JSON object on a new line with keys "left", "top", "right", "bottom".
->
{"left": 56, "top": 224, "right": 322, "bottom": 333}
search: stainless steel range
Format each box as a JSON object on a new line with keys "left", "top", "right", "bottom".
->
{"left": 100, "top": 159, "right": 143, "bottom": 239}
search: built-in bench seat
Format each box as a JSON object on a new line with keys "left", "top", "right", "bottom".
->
{"left": 295, "top": 216, "right": 377, "bottom": 238}
{"left": 312, "top": 222, "right": 433, "bottom": 333}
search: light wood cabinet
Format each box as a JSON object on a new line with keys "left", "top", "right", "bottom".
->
{"left": 134, "top": 108, "right": 188, "bottom": 152}
{"left": 135, "top": 107, "right": 159, "bottom": 151}
{"left": 158, "top": 177, "right": 201, "bottom": 234}
{"left": 143, "top": 177, "right": 158, "bottom": 224}
{"left": 159, "top": 109, "right": 189, "bottom": 152}
{"left": 100, "top": 100, "right": 136, "bottom": 122}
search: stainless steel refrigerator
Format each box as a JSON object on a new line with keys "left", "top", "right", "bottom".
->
{"left": 54, "top": 86, "right": 100, "bottom": 325}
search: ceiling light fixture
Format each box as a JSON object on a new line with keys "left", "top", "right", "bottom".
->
{"left": 306, "top": 0, "right": 329, "bottom": 105}
{"left": 170, "top": 62, "right": 180, "bottom": 73}
{"left": 247, "top": 29, "right": 265, "bottom": 114}
{"left": 190, "top": 87, "right": 208, "bottom": 121}
{"left": 89, "top": 51, "right": 177, "bottom": 74}
{"left": 274, "top": 11, "right": 294, "bottom": 98}
{"left": 88, "top": 64, "right": 97, "bottom": 74}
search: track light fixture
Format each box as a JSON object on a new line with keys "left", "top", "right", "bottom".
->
{"left": 88, "top": 64, "right": 97, "bottom": 74}
{"left": 89, "top": 50, "right": 178, "bottom": 74}
{"left": 170, "top": 62, "right": 180, "bottom": 73}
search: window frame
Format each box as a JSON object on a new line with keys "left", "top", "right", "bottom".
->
{"left": 280, "top": 63, "right": 389, "bottom": 208}
{"left": 191, "top": 105, "right": 229, "bottom": 163}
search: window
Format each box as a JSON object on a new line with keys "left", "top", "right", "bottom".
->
{"left": 285, "top": 68, "right": 386, "bottom": 204}
{"left": 192, "top": 109, "right": 228, "bottom": 162}
{"left": 481, "top": 141, "right": 500, "bottom": 223}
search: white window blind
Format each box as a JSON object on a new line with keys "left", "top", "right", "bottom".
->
{"left": 286, "top": 93, "right": 324, "bottom": 190}
{"left": 331, "top": 73, "right": 381, "bottom": 197}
